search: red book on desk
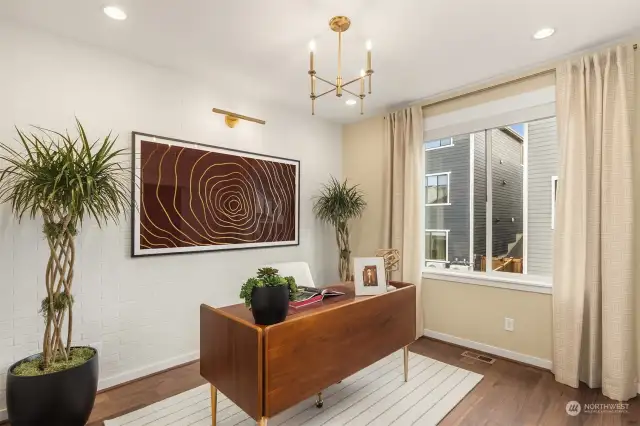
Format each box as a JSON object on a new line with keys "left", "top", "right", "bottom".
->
{"left": 289, "top": 286, "right": 344, "bottom": 309}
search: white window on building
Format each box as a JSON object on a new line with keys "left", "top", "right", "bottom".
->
{"left": 425, "top": 137, "right": 453, "bottom": 151}
{"left": 425, "top": 172, "right": 450, "bottom": 205}
{"left": 425, "top": 230, "right": 448, "bottom": 262}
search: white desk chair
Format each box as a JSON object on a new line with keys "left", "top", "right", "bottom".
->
{"left": 267, "top": 262, "right": 316, "bottom": 288}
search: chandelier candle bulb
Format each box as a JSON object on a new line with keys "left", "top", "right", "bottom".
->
{"left": 309, "top": 40, "right": 316, "bottom": 70}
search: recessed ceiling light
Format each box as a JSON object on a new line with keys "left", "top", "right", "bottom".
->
{"left": 346, "top": 99, "right": 357, "bottom": 106}
{"left": 104, "top": 6, "right": 127, "bottom": 20}
{"left": 533, "top": 28, "right": 555, "bottom": 40}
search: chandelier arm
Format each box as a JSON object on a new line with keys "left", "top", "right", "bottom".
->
{"left": 342, "top": 87, "right": 362, "bottom": 98}
{"left": 314, "top": 75, "right": 338, "bottom": 87}
{"left": 315, "top": 87, "right": 337, "bottom": 99}
{"left": 341, "top": 76, "right": 364, "bottom": 88}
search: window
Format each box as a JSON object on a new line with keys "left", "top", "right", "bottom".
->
{"left": 425, "top": 230, "right": 448, "bottom": 262}
{"left": 425, "top": 137, "right": 453, "bottom": 150}
{"left": 423, "top": 116, "right": 558, "bottom": 282}
{"left": 425, "top": 173, "right": 450, "bottom": 205}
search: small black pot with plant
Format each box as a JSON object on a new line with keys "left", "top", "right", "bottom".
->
{"left": 0, "top": 119, "right": 130, "bottom": 426}
{"left": 240, "top": 267, "right": 299, "bottom": 325}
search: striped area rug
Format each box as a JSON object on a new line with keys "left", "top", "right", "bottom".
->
{"left": 104, "top": 351, "right": 482, "bottom": 426}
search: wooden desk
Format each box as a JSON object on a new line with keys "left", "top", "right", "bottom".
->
{"left": 200, "top": 281, "right": 416, "bottom": 425}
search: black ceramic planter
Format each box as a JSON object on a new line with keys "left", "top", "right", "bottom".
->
{"left": 250, "top": 286, "right": 289, "bottom": 325}
{"left": 6, "top": 347, "right": 99, "bottom": 426}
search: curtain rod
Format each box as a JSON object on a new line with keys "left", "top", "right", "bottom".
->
{"left": 418, "top": 43, "right": 637, "bottom": 110}
{"left": 419, "top": 68, "right": 555, "bottom": 110}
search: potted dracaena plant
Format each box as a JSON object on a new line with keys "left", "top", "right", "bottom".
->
{"left": 239, "top": 267, "right": 298, "bottom": 325}
{"left": 0, "top": 119, "right": 129, "bottom": 426}
{"left": 313, "top": 177, "right": 366, "bottom": 282}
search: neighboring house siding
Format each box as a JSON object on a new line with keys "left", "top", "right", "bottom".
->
{"left": 490, "top": 129, "right": 524, "bottom": 256}
{"left": 527, "top": 117, "right": 558, "bottom": 276}
{"left": 425, "top": 135, "right": 470, "bottom": 262}
{"left": 473, "top": 131, "right": 486, "bottom": 269}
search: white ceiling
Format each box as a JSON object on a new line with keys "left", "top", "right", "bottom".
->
{"left": 2, "top": 0, "right": 639, "bottom": 123}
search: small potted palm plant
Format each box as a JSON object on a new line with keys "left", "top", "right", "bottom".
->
{"left": 313, "top": 177, "right": 366, "bottom": 281}
{"left": 0, "top": 119, "right": 129, "bottom": 426}
{"left": 240, "top": 267, "right": 298, "bottom": 325}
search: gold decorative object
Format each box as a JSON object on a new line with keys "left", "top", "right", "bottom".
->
{"left": 211, "top": 108, "right": 266, "bottom": 128}
{"left": 376, "top": 248, "right": 400, "bottom": 283}
{"left": 308, "top": 16, "right": 374, "bottom": 115}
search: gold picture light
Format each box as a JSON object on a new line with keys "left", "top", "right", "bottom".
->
{"left": 211, "top": 108, "right": 266, "bottom": 128}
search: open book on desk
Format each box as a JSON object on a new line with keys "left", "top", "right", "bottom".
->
{"left": 289, "top": 286, "right": 345, "bottom": 309}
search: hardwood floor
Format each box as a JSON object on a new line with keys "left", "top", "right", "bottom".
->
{"left": 87, "top": 361, "right": 207, "bottom": 425}
{"left": 7, "top": 337, "right": 637, "bottom": 425}
{"left": 412, "top": 338, "right": 639, "bottom": 426}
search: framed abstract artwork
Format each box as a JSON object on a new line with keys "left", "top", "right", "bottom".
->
{"left": 131, "top": 132, "right": 300, "bottom": 257}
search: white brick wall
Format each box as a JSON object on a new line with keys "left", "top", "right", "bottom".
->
{"left": 0, "top": 24, "right": 342, "bottom": 418}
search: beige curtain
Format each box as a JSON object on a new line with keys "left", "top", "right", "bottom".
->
{"left": 382, "top": 106, "right": 424, "bottom": 340}
{"left": 553, "top": 45, "right": 637, "bottom": 401}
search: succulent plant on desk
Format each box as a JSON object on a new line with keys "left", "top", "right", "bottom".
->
{"left": 239, "top": 267, "right": 298, "bottom": 325}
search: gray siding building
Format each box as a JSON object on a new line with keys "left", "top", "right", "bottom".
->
{"left": 425, "top": 129, "right": 524, "bottom": 269}
{"left": 425, "top": 135, "right": 470, "bottom": 263}
{"left": 490, "top": 128, "right": 524, "bottom": 257}
{"left": 527, "top": 118, "right": 558, "bottom": 275}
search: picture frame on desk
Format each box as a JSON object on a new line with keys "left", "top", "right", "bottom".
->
{"left": 353, "top": 257, "right": 387, "bottom": 296}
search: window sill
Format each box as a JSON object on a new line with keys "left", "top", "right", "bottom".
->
{"left": 422, "top": 269, "right": 552, "bottom": 294}
{"left": 425, "top": 203, "right": 452, "bottom": 207}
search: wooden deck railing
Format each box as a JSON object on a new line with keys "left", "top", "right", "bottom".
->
{"left": 480, "top": 256, "right": 523, "bottom": 274}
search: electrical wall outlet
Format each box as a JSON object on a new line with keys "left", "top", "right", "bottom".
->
{"left": 504, "top": 317, "right": 515, "bottom": 332}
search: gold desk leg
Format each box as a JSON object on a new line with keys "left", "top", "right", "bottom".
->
{"left": 210, "top": 385, "right": 217, "bottom": 425}
{"left": 403, "top": 346, "right": 409, "bottom": 382}
{"left": 259, "top": 417, "right": 268, "bottom": 426}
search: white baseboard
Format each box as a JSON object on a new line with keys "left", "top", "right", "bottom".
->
{"left": 0, "top": 408, "right": 6, "bottom": 423}
{"left": 423, "top": 329, "right": 553, "bottom": 370}
{"left": 98, "top": 351, "right": 199, "bottom": 391}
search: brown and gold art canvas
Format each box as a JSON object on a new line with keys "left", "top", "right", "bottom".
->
{"left": 132, "top": 133, "right": 299, "bottom": 256}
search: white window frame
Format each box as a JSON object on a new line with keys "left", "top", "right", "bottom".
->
{"left": 425, "top": 137, "right": 454, "bottom": 151}
{"left": 425, "top": 171, "right": 451, "bottom": 206}
{"left": 425, "top": 229, "right": 449, "bottom": 262}
{"left": 422, "top": 93, "right": 556, "bottom": 294}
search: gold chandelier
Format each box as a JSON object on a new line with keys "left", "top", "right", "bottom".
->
{"left": 308, "top": 16, "right": 373, "bottom": 115}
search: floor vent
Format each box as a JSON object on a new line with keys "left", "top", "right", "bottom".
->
{"left": 461, "top": 350, "right": 496, "bottom": 364}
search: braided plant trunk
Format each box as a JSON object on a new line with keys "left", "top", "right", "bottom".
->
{"left": 42, "top": 211, "right": 76, "bottom": 368}
{"left": 335, "top": 221, "right": 351, "bottom": 282}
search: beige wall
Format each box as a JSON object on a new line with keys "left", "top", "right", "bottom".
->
{"left": 423, "top": 280, "right": 552, "bottom": 359}
{"left": 634, "top": 48, "right": 639, "bottom": 379}
{"left": 342, "top": 116, "right": 386, "bottom": 258}
{"left": 343, "top": 46, "right": 639, "bottom": 367}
